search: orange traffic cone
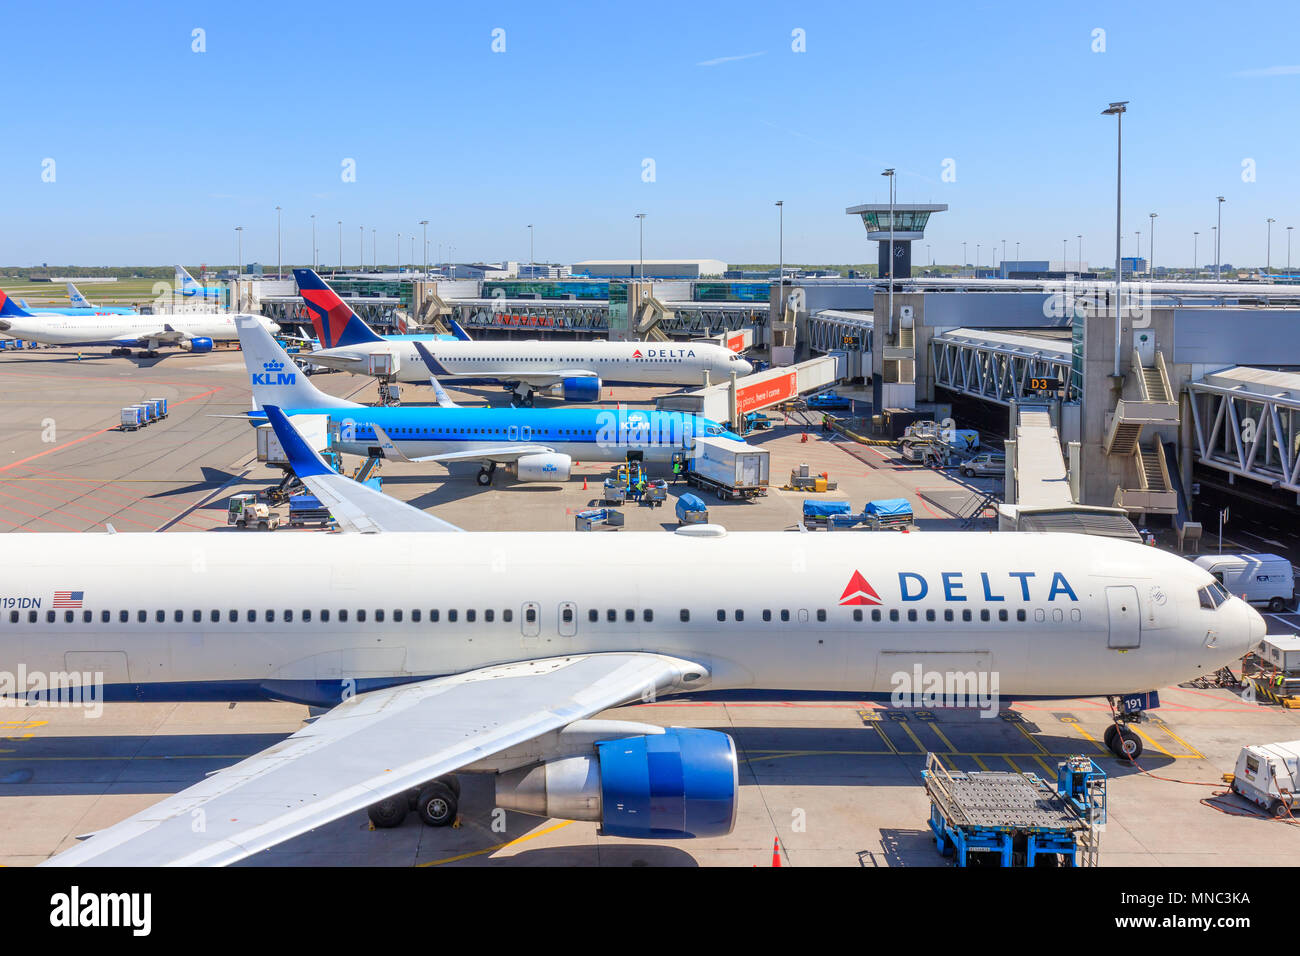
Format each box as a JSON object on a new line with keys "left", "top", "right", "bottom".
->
{"left": 800, "top": 433, "right": 808, "bottom": 444}
{"left": 771, "top": 837, "right": 782, "bottom": 867}
{"left": 582, "top": 476, "right": 588, "bottom": 491}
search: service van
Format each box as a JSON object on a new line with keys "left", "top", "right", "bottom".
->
{"left": 1192, "top": 553, "right": 1294, "bottom": 612}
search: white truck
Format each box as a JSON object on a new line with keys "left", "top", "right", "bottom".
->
{"left": 1231, "top": 740, "right": 1299, "bottom": 818}
{"left": 685, "top": 436, "right": 770, "bottom": 500}
{"left": 1193, "top": 553, "right": 1295, "bottom": 612}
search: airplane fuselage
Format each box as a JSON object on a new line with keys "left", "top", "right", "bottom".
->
{"left": 0, "top": 313, "right": 273, "bottom": 348}
{"left": 305, "top": 339, "right": 752, "bottom": 387}
{"left": 0, "top": 531, "right": 1260, "bottom": 709}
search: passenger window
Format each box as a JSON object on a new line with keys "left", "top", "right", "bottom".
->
{"left": 191, "top": 610, "right": 201, "bottom": 623}
{"left": 561, "top": 607, "right": 573, "bottom": 624}
{"left": 101, "top": 610, "right": 110, "bottom": 624}
{"left": 889, "top": 610, "right": 899, "bottom": 622}
{"left": 322, "top": 609, "right": 331, "bottom": 623}
{"left": 853, "top": 609, "right": 863, "bottom": 622}
{"left": 83, "top": 610, "right": 92, "bottom": 624}
{"left": 429, "top": 609, "right": 438, "bottom": 622}
{"left": 735, "top": 609, "right": 745, "bottom": 622}
{"left": 907, "top": 610, "right": 917, "bottom": 622}
{"left": 717, "top": 609, "right": 726, "bottom": 622}
{"left": 246, "top": 609, "right": 255, "bottom": 623}
{"left": 781, "top": 610, "right": 790, "bottom": 622}
{"left": 174, "top": 610, "right": 183, "bottom": 623}
{"left": 339, "top": 609, "right": 348, "bottom": 623}
{"left": 155, "top": 610, "right": 164, "bottom": 623}
{"left": 303, "top": 609, "right": 312, "bottom": 623}
{"left": 871, "top": 609, "right": 882, "bottom": 622}
{"left": 29, "top": 610, "right": 38, "bottom": 624}
{"left": 944, "top": 609, "right": 954, "bottom": 622}
{"left": 411, "top": 609, "right": 421, "bottom": 623}
{"left": 979, "top": 609, "right": 990, "bottom": 622}
{"left": 9, "top": 611, "right": 17, "bottom": 624}
{"left": 762, "top": 609, "right": 772, "bottom": 622}
{"left": 625, "top": 609, "right": 635, "bottom": 622}
{"left": 139, "top": 610, "right": 148, "bottom": 623}
{"left": 962, "top": 609, "right": 972, "bottom": 622}
{"left": 643, "top": 609, "right": 653, "bottom": 623}
{"left": 467, "top": 609, "right": 476, "bottom": 623}
{"left": 285, "top": 609, "right": 294, "bottom": 623}
{"left": 503, "top": 609, "right": 512, "bottom": 623}
{"left": 589, "top": 609, "right": 599, "bottom": 623}
{"left": 680, "top": 609, "right": 690, "bottom": 622}
{"left": 607, "top": 609, "right": 616, "bottom": 622}
{"left": 357, "top": 609, "right": 367, "bottom": 622}
{"left": 1017, "top": 609, "right": 1026, "bottom": 622}
{"left": 525, "top": 607, "right": 536, "bottom": 624}
{"left": 228, "top": 610, "right": 237, "bottom": 623}
{"left": 375, "top": 609, "right": 385, "bottom": 623}
{"left": 816, "top": 609, "right": 826, "bottom": 622}
{"left": 265, "top": 610, "right": 275, "bottom": 623}
{"left": 998, "top": 609, "right": 1008, "bottom": 622}
{"left": 448, "top": 609, "right": 457, "bottom": 622}
{"left": 64, "top": 610, "right": 74, "bottom": 623}
{"left": 926, "top": 609, "right": 936, "bottom": 622}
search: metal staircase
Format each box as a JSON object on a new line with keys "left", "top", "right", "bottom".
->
{"left": 1103, "top": 350, "right": 1178, "bottom": 455}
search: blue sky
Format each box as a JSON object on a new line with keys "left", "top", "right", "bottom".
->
{"left": 5, "top": 0, "right": 1299, "bottom": 268}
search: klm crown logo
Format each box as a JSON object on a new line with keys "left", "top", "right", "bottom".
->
{"left": 252, "top": 358, "right": 296, "bottom": 386}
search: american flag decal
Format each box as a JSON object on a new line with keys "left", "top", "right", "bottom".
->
{"left": 52, "top": 591, "right": 84, "bottom": 608}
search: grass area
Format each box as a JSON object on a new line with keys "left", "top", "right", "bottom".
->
{"left": 0, "top": 277, "right": 183, "bottom": 306}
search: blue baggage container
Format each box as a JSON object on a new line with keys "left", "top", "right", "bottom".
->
{"left": 802, "top": 500, "right": 853, "bottom": 518}
{"left": 675, "top": 493, "right": 708, "bottom": 522}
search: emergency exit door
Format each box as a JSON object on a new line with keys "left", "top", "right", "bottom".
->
{"left": 1106, "top": 586, "right": 1141, "bottom": 649}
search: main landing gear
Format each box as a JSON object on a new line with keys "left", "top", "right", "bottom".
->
{"left": 1104, "top": 697, "right": 1145, "bottom": 760}
{"left": 476, "top": 462, "right": 497, "bottom": 486}
{"left": 367, "top": 775, "right": 462, "bottom": 829}
{"left": 509, "top": 388, "right": 536, "bottom": 408}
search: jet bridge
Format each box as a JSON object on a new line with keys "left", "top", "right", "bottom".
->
{"left": 1187, "top": 366, "right": 1300, "bottom": 500}
{"left": 930, "top": 328, "right": 1078, "bottom": 406}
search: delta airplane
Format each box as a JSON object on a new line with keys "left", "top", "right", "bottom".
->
{"left": 10, "top": 404, "right": 1260, "bottom": 866}
{"left": 238, "top": 315, "right": 742, "bottom": 485}
{"left": 293, "top": 268, "right": 752, "bottom": 405}
{"left": 0, "top": 294, "right": 279, "bottom": 356}
{"left": 176, "top": 265, "right": 224, "bottom": 300}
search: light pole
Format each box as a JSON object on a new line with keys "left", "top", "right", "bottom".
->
{"left": 275, "top": 205, "right": 282, "bottom": 278}
{"left": 1077, "top": 235, "right": 1083, "bottom": 273}
{"left": 1001, "top": 239, "right": 1007, "bottom": 275}
{"left": 1015, "top": 241, "right": 1020, "bottom": 266}
{"left": 1216, "top": 196, "right": 1225, "bottom": 279}
{"left": 397, "top": 233, "right": 401, "bottom": 275}
{"left": 1289, "top": 226, "right": 1294, "bottom": 272}
{"left": 337, "top": 220, "right": 342, "bottom": 274}
{"left": 527, "top": 224, "right": 534, "bottom": 269}
{"left": 962, "top": 242, "right": 967, "bottom": 273}
{"left": 1135, "top": 231, "right": 1141, "bottom": 263}
{"left": 311, "top": 214, "right": 316, "bottom": 271}
{"left": 1148, "top": 212, "right": 1157, "bottom": 276}
{"left": 634, "top": 213, "right": 646, "bottom": 281}
{"left": 235, "top": 226, "right": 242, "bottom": 279}
{"left": 358, "top": 226, "right": 363, "bottom": 271}
{"left": 976, "top": 243, "right": 980, "bottom": 273}
{"left": 1266, "top": 218, "right": 1275, "bottom": 273}
{"left": 774, "top": 201, "right": 785, "bottom": 312}
{"left": 926, "top": 243, "right": 931, "bottom": 267}
{"left": 1062, "top": 239, "right": 1068, "bottom": 273}
{"left": 1102, "top": 101, "right": 1128, "bottom": 378}
{"left": 420, "top": 221, "right": 429, "bottom": 277}
{"left": 372, "top": 228, "right": 376, "bottom": 270}
{"left": 1193, "top": 232, "right": 1199, "bottom": 276}
{"left": 882, "top": 169, "right": 896, "bottom": 318}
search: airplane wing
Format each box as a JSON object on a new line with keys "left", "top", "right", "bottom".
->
{"left": 506, "top": 370, "right": 600, "bottom": 388}
{"left": 410, "top": 341, "right": 597, "bottom": 387}
{"left": 265, "top": 406, "right": 462, "bottom": 533}
{"left": 370, "top": 424, "right": 552, "bottom": 466}
{"left": 43, "top": 652, "right": 706, "bottom": 867}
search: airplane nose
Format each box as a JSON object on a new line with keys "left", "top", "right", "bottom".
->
{"left": 1248, "top": 604, "right": 1267, "bottom": 645}
{"left": 737, "top": 359, "right": 753, "bottom": 375}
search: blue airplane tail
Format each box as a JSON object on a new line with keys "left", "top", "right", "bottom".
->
{"left": 293, "top": 268, "right": 384, "bottom": 348}
{"left": 450, "top": 319, "right": 473, "bottom": 341}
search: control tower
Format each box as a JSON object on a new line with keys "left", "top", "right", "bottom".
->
{"left": 845, "top": 202, "right": 948, "bottom": 278}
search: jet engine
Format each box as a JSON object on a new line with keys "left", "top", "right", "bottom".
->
{"left": 558, "top": 376, "right": 601, "bottom": 403}
{"left": 494, "top": 727, "right": 738, "bottom": 838}
{"left": 508, "top": 452, "right": 572, "bottom": 482}
{"left": 185, "top": 337, "right": 214, "bottom": 353}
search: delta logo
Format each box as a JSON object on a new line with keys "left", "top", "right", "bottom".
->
{"left": 632, "top": 349, "right": 643, "bottom": 358}
{"left": 252, "top": 359, "right": 296, "bottom": 386}
{"left": 839, "top": 569, "right": 1079, "bottom": 605}
{"left": 840, "top": 571, "right": 882, "bottom": 606}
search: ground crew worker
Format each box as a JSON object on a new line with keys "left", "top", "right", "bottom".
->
{"left": 672, "top": 458, "right": 683, "bottom": 483}
{"left": 822, "top": 414, "right": 831, "bottom": 433}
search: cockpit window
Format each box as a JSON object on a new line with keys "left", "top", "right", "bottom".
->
{"left": 1198, "top": 581, "right": 1231, "bottom": 610}
{"left": 706, "top": 425, "right": 723, "bottom": 436}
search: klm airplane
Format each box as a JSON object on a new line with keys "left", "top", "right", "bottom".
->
{"left": 176, "top": 264, "right": 225, "bottom": 300}
{"left": 238, "top": 316, "right": 741, "bottom": 486}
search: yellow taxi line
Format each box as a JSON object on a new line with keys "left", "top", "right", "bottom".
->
{"left": 417, "top": 820, "right": 573, "bottom": 867}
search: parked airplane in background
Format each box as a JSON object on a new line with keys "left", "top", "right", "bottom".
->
{"left": 176, "top": 264, "right": 224, "bottom": 300}
{"left": 65, "top": 282, "right": 137, "bottom": 315}
{"left": 20, "top": 403, "right": 1261, "bottom": 866}
{"left": 0, "top": 285, "right": 135, "bottom": 317}
{"left": 0, "top": 295, "right": 279, "bottom": 356}
{"left": 292, "top": 268, "right": 752, "bottom": 405}
{"left": 238, "top": 316, "right": 740, "bottom": 484}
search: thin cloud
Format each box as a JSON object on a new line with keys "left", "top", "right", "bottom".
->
{"left": 1234, "top": 65, "right": 1300, "bottom": 77}
{"left": 696, "top": 51, "right": 766, "bottom": 67}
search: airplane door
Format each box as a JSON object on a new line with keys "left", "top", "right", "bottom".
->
{"left": 521, "top": 601, "right": 540, "bottom": 647}
{"left": 521, "top": 425, "right": 532, "bottom": 441}
{"left": 1106, "top": 586, "right": 1140, "bottom": 649}
{"left": 558, "top": 601, "right": 577, "bottom": 638}
{"left": 508, "top": 425, "right": 519, "bottom": 442}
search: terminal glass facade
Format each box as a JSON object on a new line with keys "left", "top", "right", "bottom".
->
{"left": 693, "top": 281, "right": 771, "bottom": 303}
{"left": 482, "top": 280, "right": 609, "bottom": 300}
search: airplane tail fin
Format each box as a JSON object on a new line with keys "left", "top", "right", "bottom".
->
{"left": 176, "top": 265, "right": 201, "bottom": 297}
{"left": 449, "top": 319, "right": 473, "bottom": 341}
{"left": 412, "top": 341, "right": 460, "bottom": 407}
{"left": 66, "top": 282, "right": 92, "bottom": 308}
{"left": 236, "top": 315, "right": 359, "bottom": 411}
{"left": 0, "top": 290, "right": 34, "bottom": 318}
{"left": 293, "top": 268, "right": 384, "bottom": 349}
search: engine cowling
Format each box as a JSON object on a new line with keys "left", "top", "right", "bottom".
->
{"left": 509, "top": 452, "right": 571, "bottom": 482}
{"left": 494, "top": 728, "right": 738, "bottom": 838}
{"left": 186, "top": 336, "right": 214, "bottom": 353}
{"left": 559, "top": 375, "right": 601, "bottom": 403}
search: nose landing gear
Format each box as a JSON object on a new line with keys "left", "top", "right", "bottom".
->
{"left": 1104, "top": 694, "right": 1154, "bottom": 760}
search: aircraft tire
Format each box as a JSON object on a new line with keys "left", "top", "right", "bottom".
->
{"left": 415, "top": 782, "right": 458, "bottom": 827}
{"left": 476, "top": 468, "right": 492, "bottom": 486}
{"left": 1113, "top": 727, "right": 1142, "bottom": 760}
{"left": 367, "top": 796, "right": 408, "bottom": 829}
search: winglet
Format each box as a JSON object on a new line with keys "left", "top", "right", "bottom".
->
{"left": 371, "top": 424, "right": 416, "bottom": 463}
{"left": 449, "top": 319, "right": 473, "bottom": 342}
{"left": 412, "top": 341, "right": 460, "bottom": 407}
{"left": 263, "top": 406, "right": 333, "bottom": 478}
